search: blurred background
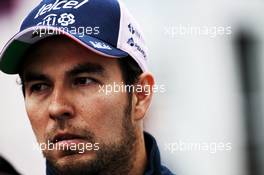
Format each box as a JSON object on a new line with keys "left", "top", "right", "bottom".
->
{"left": 0, "top": 0, "right": 264, "bottom": 174}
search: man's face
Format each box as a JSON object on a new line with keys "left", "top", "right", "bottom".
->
{"left": 21, "top": 36, "right": 136, "bottom": 174}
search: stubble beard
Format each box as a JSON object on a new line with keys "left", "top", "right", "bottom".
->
{"left": 43, "top": 99, "right": 137, "bottom": 175}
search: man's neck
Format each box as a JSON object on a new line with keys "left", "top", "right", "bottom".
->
{"left": 128, "top": 131, "right": 147, "bottom": 175}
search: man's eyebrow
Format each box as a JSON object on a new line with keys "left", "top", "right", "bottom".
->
{"left": 22, "top": 63, "right": 105, "bottom": 83}
{"left": 66, "top": 62, "right": 105, "bottom": 77}
{"left": 23, "top": 72, "right": 51, "bottom": 83}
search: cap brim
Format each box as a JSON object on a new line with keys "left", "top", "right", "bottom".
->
{"left": 0, "top": 26, "right": 128, "bottom": 74}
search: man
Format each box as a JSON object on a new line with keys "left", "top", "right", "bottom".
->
{"left": 0, "top": 0, "right": 174, "bottom": 174}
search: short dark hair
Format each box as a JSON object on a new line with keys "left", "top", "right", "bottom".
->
{"left": 19, "top": 56, "right": 142, "bottom": 96}
{"left": 118, "top": 56, "right": 143, "bottom": 85}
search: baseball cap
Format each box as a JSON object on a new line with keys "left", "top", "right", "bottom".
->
{"left": 0, "top": 0, "right": 148, "bottom": 74}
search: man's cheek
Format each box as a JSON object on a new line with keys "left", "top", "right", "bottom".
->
{"left": 29, "top": 118, "right": 46, "bottom": 143}
{"left": 80, "top": 95, "right": 125, "bottom": 141}
{"left": 25, "top": 101, "right": 47, "bottom": 143}
{"left": 81, "top": 97, "right": 118, "bottom": 126}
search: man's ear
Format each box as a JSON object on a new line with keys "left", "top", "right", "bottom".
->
{"left": 132, "top": 72, "right": 155, "bottom": 121}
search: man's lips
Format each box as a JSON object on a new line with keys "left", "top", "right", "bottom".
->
{"left": 52, "top": 133, "right": 86, "bottom": 144}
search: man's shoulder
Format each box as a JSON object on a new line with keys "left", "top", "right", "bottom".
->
{"left": 144, "top": 132, "right": 175, "bottom": 175}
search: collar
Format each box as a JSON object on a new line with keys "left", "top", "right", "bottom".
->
{"left": 143, "top": 132, "right": 174, "bottom": 175}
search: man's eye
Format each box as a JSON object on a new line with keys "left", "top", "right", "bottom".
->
{"left": 74, "top": 77, "right": 94, "bottom": 86}
{"left": 30, "top": 83, "right": 49, "bottom": 92}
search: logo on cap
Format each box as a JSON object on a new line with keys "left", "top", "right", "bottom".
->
{"left": 34, "top": 0, "right": 89, "bottom": 19}
{"left": 58, "top": 13, "right": 75, "bottom": 26}
{"left": 127, "top": 23, "right": 146, "bottom": 58}
{"left": 89, "top": 41, "right": 112, "bottom": 50}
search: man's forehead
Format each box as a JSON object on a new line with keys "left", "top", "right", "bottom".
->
{"left": 22, "top": 49, "right": 109, "bottom": 77}
{"left": 24, "top": 35, "right": 89, "bottom": 58}
{"left": 22, "top": 61, "right": 107, "bottom": 83}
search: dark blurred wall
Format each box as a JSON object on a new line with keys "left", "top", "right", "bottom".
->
{"left": 0, "top": 0, "right": 17, "bottom": 16}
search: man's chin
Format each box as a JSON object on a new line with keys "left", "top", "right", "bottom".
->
{"left": 45, "top": 151, "right": 97, "bottom": 173}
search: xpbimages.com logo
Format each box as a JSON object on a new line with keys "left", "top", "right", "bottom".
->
{"left": 98, "top": 82, "right": 166, "bottom": 95}
{"left": 32, "top": 25, "right": 100, "bottom": 38}
{"left": 165, "top": 141, "right": 232, "bottom": 154}
{"left": 33, "top": 141, "right": 100, "bottom": 154}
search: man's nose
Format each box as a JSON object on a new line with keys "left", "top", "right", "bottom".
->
{"left": 48, "top": 88, "right": 74, "bottom": 121}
